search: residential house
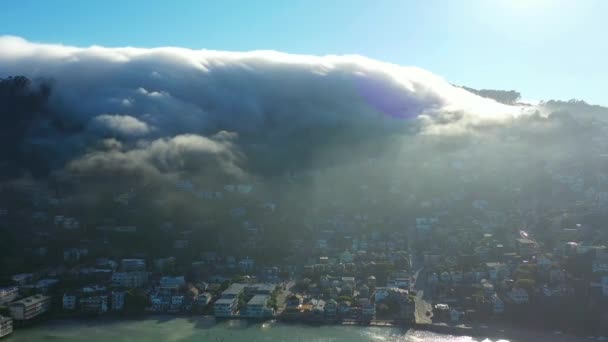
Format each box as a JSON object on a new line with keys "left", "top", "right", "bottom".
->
{"left": 451, "top": 271, "right": 463, "bottom": 283}
{"left": 536, "top": 255, "right": 553, "bottom": 270}
{"left": 492, "top": 294, "right": 504, "bottom": 314}
{"left": 112, "top": 271, "right": 148, "bottom": 288}
{"left": 111, "top": 291, "right": 126, "bottom": 311}
{"left": 80, "top": 295, "right": 108, "bottom": 314}
{"left": 195, "top": 293, "right": 212, "bottom": 307}
{"left": 388, "top": 274, "right": 412, "bottom": 289}
{"left": 237, "top": 184, "right": 253, "bottom": 194}
{"left": 592, "top": 260, "right": 608, "bottom": 274}
{"left": 485, "top": 263, "right": 509, "bottom": 281}
{"left": 170, "top": 295, "right": 184, "bottom": 312}
{"left": 341, "top": 277, "right": 355, "bottom": 289}
{"left": 359, "top": 284, "right": 370, "bottom": 298}
{"left": 8, "top": 295, "right": 51, "bottom": 320}
{"left": 516, "top": 238, "right": 539, "bottom": 257}
{"left": 121, "top": 259, "right": 146, "bottom": 271}
{"left": 324, "top": 299, "right": 337, "bottom": 316}
{"left": 549, "top": 268, "right": 566, "bottom": 283}
{"left": 375, "top": 288, "right": 390, "bottom": 302}
{"left": 286, "top": 294, "right": 302, "bottom": 307}
{"left": 154, "top": 257, "right": 176, "bottom": 272}
{"left": 450, "top": 309, "right": 462, "bottom": 322}
{"left": 340, "top": 250, "right": 354, "bottom": 263}
{"left": 338, "top": 301, "right": 351, "bottom": 315}
{"left": 362, "top": 303, "right": 376, "bottom": 319}
{"left": 0, "top": 287, "right": 18, "bottom": 305}
{"left": 601, "top": 276, "right": 608, "bottom": 297}
{"left": 23, "top": 279, "right": 59, "bottom": 294}
{"left": 239, "top": 257, "right": 255, "bottom": 272}
{"left": 150, "top": 293, "right": 170, "bottom": 312}
{"left": 312, "top": 299, "right": 326, "bottom": 316}
{"left": 367, "top": 275, "right": 376, "bottom": 288}
{"left": 482, "top": 282, "right": 495, "bottom": 297}
{"left": 159, "top": 276, "right": 185, "bottom": 291}
{"left": 11, "top": 273, "right": 33, "bottom": 286}
{"left": 508, "top": 287, "right": 529, "bottom": 304}
{"left": 63, "top": 293, "right": 77, "bottom": 310}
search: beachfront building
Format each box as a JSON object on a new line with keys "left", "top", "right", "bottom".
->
{"left": 214, "top": 297, "right": 238, "bottom": 317}
{"left": 8, "top": 295, "right": 51, "bottom": 321}
{"left": 245, "top": 295, "right": 271, "bottom": 317}
{"left": 0, "top": 316, "right": 13, "bottom": 338}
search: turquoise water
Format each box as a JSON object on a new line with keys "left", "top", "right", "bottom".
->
{"left": 4, "top": 317, "right": 589, "bottom": 342}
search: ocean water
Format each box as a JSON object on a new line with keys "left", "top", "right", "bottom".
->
{"left": 5, "top": 317, "right": 590, "bottom": 342}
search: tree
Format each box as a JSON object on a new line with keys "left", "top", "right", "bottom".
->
{"left": 337, "top": 295, "right": 353, "bottom": 304}
{"left": 125, "top": 289, "right": 148, "bottom": 314}
{"left": 514, "top": 278, "right": 536, "bottom": 291}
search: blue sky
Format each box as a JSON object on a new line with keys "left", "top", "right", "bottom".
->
{"left": 1, "top": 0, "right": 606, "bottom": 105}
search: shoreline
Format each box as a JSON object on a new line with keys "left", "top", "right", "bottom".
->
{"left": 20, "top": 314, "right": 596, "bottom": 342}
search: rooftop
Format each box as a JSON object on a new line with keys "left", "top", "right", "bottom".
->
{"left": 9, "top": 294, "right": 50, "bottom": 306}
{"left": 215, "top": 297, "right": 236, "bottom": 305}
{"left": 247, "top": 294, "right": 270, "bottom": 306}
{"left": 222, "top": 283, "right": 246, "bottom": 296}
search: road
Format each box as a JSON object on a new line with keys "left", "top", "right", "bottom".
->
{"left": 412, "top": 268, "right": 433, "bottom": 324}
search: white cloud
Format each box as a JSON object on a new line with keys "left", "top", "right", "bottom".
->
{"left": 0, "top": 35, "right": 529, "bottom": 137}
{"left": 0, "top": 36, "right": 541, "bottom": 179}
{"left": 92, "top": 114, "right": 151, "bottom": 136}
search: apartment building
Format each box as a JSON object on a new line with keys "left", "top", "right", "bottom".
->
{"left": 8, "top": 295, "right": 51, "bottom": 320}
{"left": 0, "top": 316, "right": 12, "bottom": 338}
